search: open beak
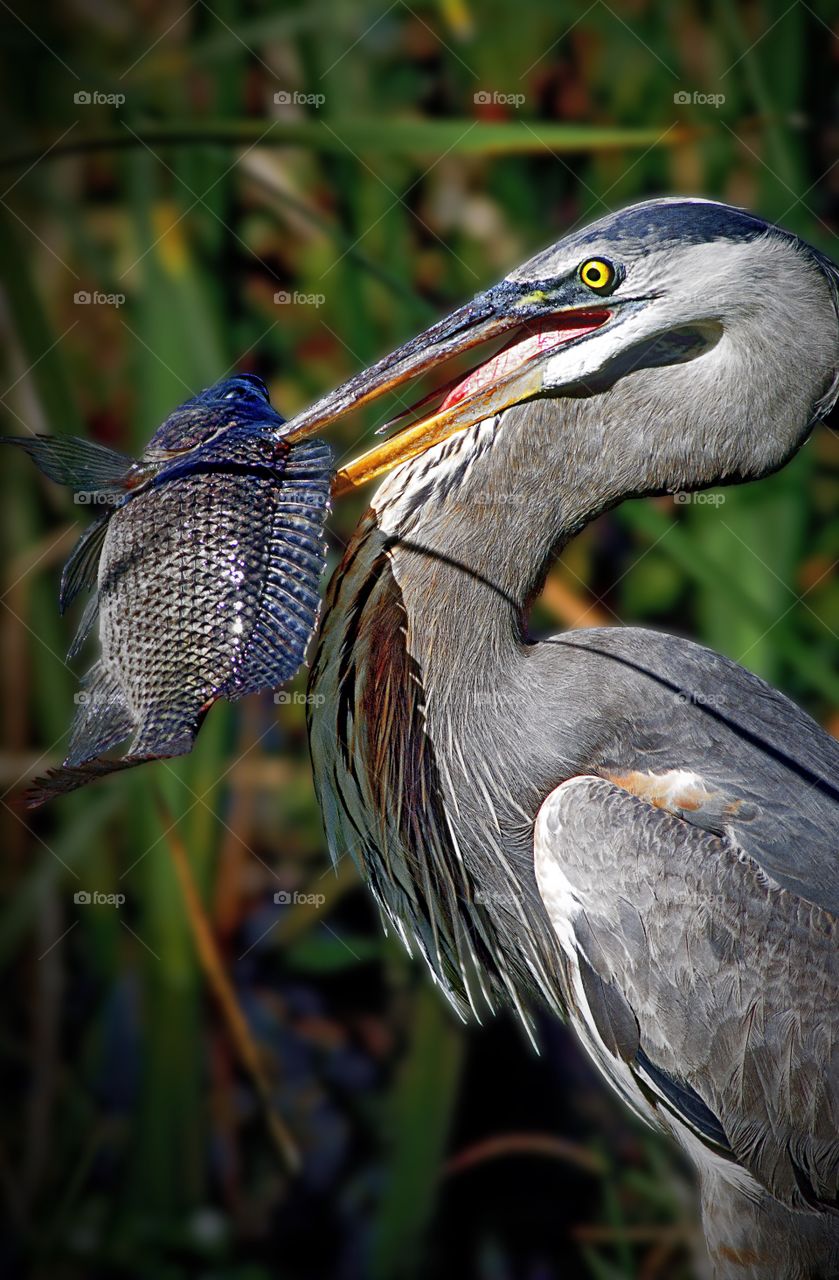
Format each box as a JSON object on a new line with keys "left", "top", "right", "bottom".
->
{"left": 280, "top": 281, "right": 611, "bottom": 496}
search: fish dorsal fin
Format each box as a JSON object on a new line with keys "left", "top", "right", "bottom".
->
{"left": 227, "top": 443, "right": 332, "bottom": 698}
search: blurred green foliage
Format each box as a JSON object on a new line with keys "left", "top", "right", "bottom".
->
{"left": 1, "top": 2, "right": 837, "bottom": 1278}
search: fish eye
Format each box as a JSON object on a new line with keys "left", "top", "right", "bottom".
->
{"left": 578, "top": 257, "right": 619, "bottom": 294}
{"left": 221, "top": 376, "right": 268, "bottom": 402}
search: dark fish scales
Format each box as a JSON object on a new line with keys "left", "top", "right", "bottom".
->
{"left": 2, "top": 375, "right": 333, "bottom": 802}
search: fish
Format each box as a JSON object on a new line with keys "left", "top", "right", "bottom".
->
{"left": 2, "top": 374, "right": 333, "bottom": 803}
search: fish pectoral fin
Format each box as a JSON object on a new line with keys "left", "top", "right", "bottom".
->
{"left": 1, "top": 433, "right": 135, "bottom": 493}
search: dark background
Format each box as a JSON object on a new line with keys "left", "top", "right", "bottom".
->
{"left": 1, "top": 2, "right": 838, "bottom": 1277}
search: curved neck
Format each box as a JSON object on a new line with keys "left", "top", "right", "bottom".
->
{"left": 371, "top": 397, "right": 627, "bottom": 678}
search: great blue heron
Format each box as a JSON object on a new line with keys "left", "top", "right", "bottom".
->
{"left": 281, "top": 199, "right": 839, "bottom": 1278}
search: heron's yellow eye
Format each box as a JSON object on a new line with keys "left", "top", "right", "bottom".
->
{"left": 578, "top": 258, "right": 617, "bottom": 293}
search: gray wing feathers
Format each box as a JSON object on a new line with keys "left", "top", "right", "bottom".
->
{"left": 535, "top": 775, "right": 839, "bottom": 1211}
{"left": 549, "top": 627, "right": 839, "bottom": 915}
{"left": 576, "top": 947, "right": 640, "bottom": 1062}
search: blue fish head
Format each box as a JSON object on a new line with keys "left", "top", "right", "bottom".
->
{"left": 195, "top": 374, "right": 275, "bottom": 411}
{"left": 143, "top": 374, "right": 287, "bottom": 459}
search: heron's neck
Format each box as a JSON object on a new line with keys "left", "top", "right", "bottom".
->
{"left": 371, "top": 400, "right": 620, "bottom": 677}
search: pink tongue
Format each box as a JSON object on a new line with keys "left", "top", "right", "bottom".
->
{"left": 439, "top": 317, "right": 605, "bottom": 410}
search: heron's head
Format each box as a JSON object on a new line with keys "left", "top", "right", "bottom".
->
{"left": 285, "top": 198, "right": 839, "bottom": 501}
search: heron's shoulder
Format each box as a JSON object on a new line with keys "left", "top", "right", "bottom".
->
{"left": 540, "top": 623, "right": 839, "bottom": 792}
{"left": 534, "top": 625, "right": 839, "bottom": 915}
{"left": 542, "top": 624, "right": 831, "bottom": 734}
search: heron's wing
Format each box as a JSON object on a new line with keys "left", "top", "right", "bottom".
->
{"left": 534, "top": 774, "right": 839, "bottom": 1211}
{"left": 547, "top": 628, "right": 839, "bottom": 915}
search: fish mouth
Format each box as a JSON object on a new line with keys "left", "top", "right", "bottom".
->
{"left": 281, "top": 291, "right": 612, "bottom": 495}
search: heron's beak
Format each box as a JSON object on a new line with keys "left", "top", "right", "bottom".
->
{"left": 280, "top": 284, "right": 611, "bottom": 495}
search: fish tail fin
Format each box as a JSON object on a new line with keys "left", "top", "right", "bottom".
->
{"left": 24, "top": 688, "right": 206, "bottom": 808}
{"left": 129, "top": 703, "right": 208, "bottom": 760}
{"left": 65, "top": 661, "right": 134, "bottom": 766}
{"left": 23, "top": 704, "right": 203, "bottom": 808}
{"left": 24, "top": 756, "right": 144, "bottom": 807}
{"left": 1, "top": 434, "right": 135, "bottom": 494}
